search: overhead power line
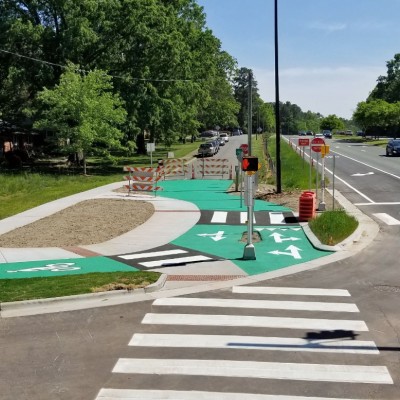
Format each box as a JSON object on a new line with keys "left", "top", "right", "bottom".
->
{"left": 0, "top": 48, "right": 198, "bottom": 82}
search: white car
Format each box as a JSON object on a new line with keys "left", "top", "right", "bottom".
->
{"left": 219, "top": 132, "right": 229, "bottom": 142}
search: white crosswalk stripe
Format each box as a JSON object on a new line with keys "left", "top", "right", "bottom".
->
{"left": 95, "top": 286, "right": 393, "bottom": 399}
{"left": 232, "top": 286, "right": 351, "bottom": 297}
{"left": 199, "top": 210, "right": 297, "bottom": 225}
{"left": 373, "top": 212, "right": 400, "bottom": 225}
{"left": 96, "top": 388, "right": 368, "bottom": 400}
{"left": 142, "top": 313, "right": 368, "bottom": 331}
{"left": 129, "top": 333, "right": 379, "bottom": 354}
{"left": 152, "top": 297, "right": 360, "bottom": 312}
{"left": 112, "top": 358, "right": 392, "bottom": 384}
{"left": 116, "top": 247, "right": 215, "bottom": 269}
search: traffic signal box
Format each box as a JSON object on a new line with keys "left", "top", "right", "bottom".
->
{"left": 241, "top": 156, "right": 259, "bottom": 172}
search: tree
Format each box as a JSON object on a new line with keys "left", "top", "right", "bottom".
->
{"left": 278, "top": 102, "right": 303, "bottom": 135}
{"left": 233, "top": 67, "right": 260, "bottom": 132}
{"left": 368, "top": 54, "right": 400, "bottom": 103}
{"left": 320, "top": 114, "right": 345, "bottom": 131}
{"left": 34, "top": 64, "right": 127, "bottom": 174}
{"left": 353, "top": 99, "right": 400, "bottom": 137}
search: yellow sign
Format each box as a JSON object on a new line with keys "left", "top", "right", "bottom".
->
{"left": 321, "top": 145, "right": 330, "bottom": 157}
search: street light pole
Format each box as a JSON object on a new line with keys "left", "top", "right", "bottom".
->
{"left": 248, "top": 71, "right": 252, "bottom": 155}
{"left": 274, "top": 0, "right": 282, "bottom": 193}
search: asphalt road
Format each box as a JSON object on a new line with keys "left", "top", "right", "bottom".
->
{"left": 1, "top": 135, "right": 400, "bottom": 399}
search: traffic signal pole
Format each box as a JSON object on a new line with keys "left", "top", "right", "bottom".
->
{"left": 243, "top": 172, "right": 256, "bottom": 260}
{"left": 241, "top": 156, "right": 258, "bottom": 260}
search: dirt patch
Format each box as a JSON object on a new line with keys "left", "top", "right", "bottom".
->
{"left": 0, "top": 198, "right": 154, "bottom": 248}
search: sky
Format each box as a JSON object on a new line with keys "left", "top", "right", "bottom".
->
{"left": 196, "top": 0, "right": 400, "bottom": 120}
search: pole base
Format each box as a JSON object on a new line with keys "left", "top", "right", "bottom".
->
{"left": 243, "top": 243, "right": 256, "bottom": 260}
{"left": 318, "top": 201, "right": 326, "bottom": 211}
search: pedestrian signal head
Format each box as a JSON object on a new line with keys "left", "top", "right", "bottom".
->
{"left": 241, "top": 156, "right": 259, "bottom": 172}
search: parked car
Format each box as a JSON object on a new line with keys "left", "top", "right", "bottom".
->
{"left": 200, "top": 130, "right": 217, "bottom": 139}
{"left": 232, "top": 128, "right": 243, "bottom": 136}
{"left": 209, "top": 139, "right": 219, "bottom": 153}
{"left": 298, "top": 131, "right": 306, "bottom": 136}
{"left": 344, "top": 130, "right": 353, "bottom": 136}
{"left": 219, "top": 132, "right": 229, "bottom": 142}
{"left": 197, "top": 142, "right": 216, "bottom": 157}
{"left": 314, "top": 133, "right": 324, "bottom": 138}
{"left": 356, "top": 131, "right": 365, "bottom": 137}
{"left": 386, "top": 139, "right": 400, "bottom": 156}
{"left": 306, "top": 131, "right": 313, "bottom": 136}
{"left": 216, "top": 136, "right": 225, "bottom": 146}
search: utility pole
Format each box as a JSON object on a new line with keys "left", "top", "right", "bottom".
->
{"left": 248, "top": 71, "right": 252, "bottom": 155}
{"left": 274, "top": 0, "right": 282, "bottom": 193}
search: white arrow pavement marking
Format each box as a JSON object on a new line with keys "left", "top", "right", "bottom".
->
{"left": 269, "top": 245, "right": 302, "bottom": 259}
{"left": 197, "top": 231, "right": 226, "bottom": 241}
{"left": 351, "top": 172, "right": 374, "bottom": 176}
{"left": 256, "top": 227, "right": 302, "bottom": 232}
{"left": 270, "top": 232, "right": 301, "bottom": 243}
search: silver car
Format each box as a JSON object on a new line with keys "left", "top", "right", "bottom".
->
{"left": 197, "top": 142, "right": 216, "bottom": 157}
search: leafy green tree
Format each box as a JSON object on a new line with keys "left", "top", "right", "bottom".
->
{"left": 353, "top": 99, "right": 399, "bottom": 136}
{"left": 277, "top": 102, "right": 303, "bottom": 134}
{"left": 257, "top": 101, "right": 275, "bottom": 133}
{"left": 320, "top": 114, "right": 345, "bottom": 131}
{"left": 34, "top": 65, "right": 127, "bottom": 174}
{"left": 368, "top": 54, "right": 400, "bottom": 103}
{"left": 233, "top": 67, "right": 261, "bottom": 132}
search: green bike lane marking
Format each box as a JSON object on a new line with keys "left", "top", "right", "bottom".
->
{"left": 159, "top": 179, "right": 333, "bottom": 276}
{"left": 0, "top": 257, "right": 137, "bottom": 280}
{"left": 172, "top": 224, "right": 333, "bottom": 276}
{"left": 157, "top": 179, "right": 291, "bottom": 212}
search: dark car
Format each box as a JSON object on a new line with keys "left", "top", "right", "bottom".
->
{"left": 323, "top": 130, "right": 332, "bottom": 139}
{"left": 298, "top": 131, "right": 306, "bottom": 136}
{"left": 306, "top": 130, "right": 313, "bottom": 136}
{"left": 386, "top": 139, "right": 400, "bottom": 156}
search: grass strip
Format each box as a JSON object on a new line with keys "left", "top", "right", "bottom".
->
{"left": 0, "top": 271, "right": 161, "bottom": 302}
{"left": 308, "top": 210, "right": 358, "bottom": 246}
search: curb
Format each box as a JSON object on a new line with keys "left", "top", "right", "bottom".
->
{"left": 302, "top": 189, "right": 379, "bottom": 253}
{"left": 0, "top": 273, "right": 167, "bottom": 314}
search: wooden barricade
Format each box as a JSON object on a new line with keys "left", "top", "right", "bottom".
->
{"left": 123, "top": 166, "right": 163, "bottom": 195}
{"left": 197, "top": 158, "right": 230, "bottom": 178}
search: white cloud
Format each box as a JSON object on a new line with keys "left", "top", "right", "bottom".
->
{"left": 254, "top": 66, "right": 385, "bottom": 119}
{"left": 307, "top": 21, "right": 347, "bottom": 33}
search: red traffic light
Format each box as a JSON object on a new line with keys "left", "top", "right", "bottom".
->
{"left": 241, "top": 156, "right": 259, "bottom": 172}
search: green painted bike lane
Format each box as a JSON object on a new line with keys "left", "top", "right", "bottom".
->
{"left": 0, "top": 257, "right": 138, "bottom": 279}
{"left": 156, "top": 179, "right": 333, "bottom": 276}
{"left": 0, "top": 179, "right": 332, "bottom": 279}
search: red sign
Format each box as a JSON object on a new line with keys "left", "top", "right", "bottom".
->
{"left": 298, "top": 138, "right": 310, "bottom": 146}
{"left": 311, "top": 137, "right": 325, "bottom": 152}
{"left": 240, "top": 144, "right": 249, "bottom": 155}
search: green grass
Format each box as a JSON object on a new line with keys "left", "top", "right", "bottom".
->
{"left": 0, "top": 173, "right": 120, "bottom": 219}
{"left": 308, "top": 210, "right": 359, "bottom": 245}
{"left": 0, "top": 271, "right": 160, "bottom": 302}
{"left": 0, "top": 141, "right": 199, "bottom": 220}
{"left": 264, "top": 134, "right": 317, "bottom": 190}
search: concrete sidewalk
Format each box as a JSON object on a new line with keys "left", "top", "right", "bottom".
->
{"left": 0, "top": 181, "right": 201, "bottom": 263}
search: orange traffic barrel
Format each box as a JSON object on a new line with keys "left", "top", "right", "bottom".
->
{"left": 298, "top": 191, "right": 316, "bottom": 222}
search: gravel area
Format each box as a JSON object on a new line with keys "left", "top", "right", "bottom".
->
{"left": 0, "top": 199, "right": 154, "bottom": 248}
